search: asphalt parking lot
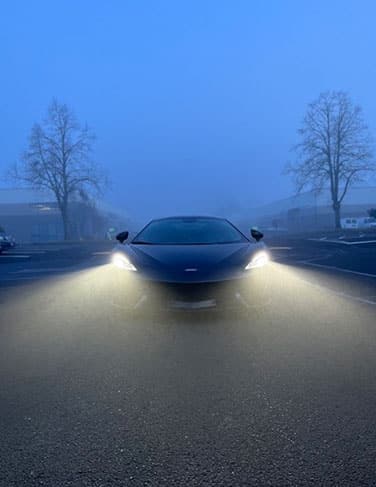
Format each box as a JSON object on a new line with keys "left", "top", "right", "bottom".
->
{"left": 1, "top": 237, "right": 376, "bottom": 486}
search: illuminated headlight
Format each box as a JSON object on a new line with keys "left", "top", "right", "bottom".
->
{"left": 112, "top": 252, "right": 137, "bottom": 271}
{"left": 245, "top": 251, "right": 269, "bottom": 270}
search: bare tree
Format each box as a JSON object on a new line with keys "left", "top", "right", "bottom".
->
{"left": 286, "top": 91, "right": 374, "bottom": 229}
{"left": 11, "top": 99, "right": 105, "bottom": 239}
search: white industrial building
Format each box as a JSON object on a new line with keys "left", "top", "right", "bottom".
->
{"left": 249, "top": 186, "right": 376, "bottom": 232}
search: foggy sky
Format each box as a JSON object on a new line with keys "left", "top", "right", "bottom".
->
{"left": 1, "top": 0, "right": 376, "bottom": 220}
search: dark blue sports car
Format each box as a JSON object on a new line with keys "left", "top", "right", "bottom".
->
{"left": 111, "top": 216, "right": 270, "bottom": 311}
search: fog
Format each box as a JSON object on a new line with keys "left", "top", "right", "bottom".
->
{"left": 1, "top": 1, "right": 376, "bottom": 221}
{"left": 2, "top": 5, "right": 376, "bottom": 482}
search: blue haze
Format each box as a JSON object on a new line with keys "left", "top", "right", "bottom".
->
{"left": 1, "top": 0, "right": 376, "bottom": 220}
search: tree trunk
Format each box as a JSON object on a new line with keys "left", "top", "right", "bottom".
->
{"left": 333, "top": 202, "right": 341, "bottom": 230}
{"left": 61, "top": 204, "right": 70, "bottom": 240}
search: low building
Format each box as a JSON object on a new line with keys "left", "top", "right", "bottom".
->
{"left": 0, "top": 188, "right": 126, "bottom": 242}
{"left": 248, "top": 186, "right": 376, "bottom": 232}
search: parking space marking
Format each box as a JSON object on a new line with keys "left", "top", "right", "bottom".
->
{"left": 308, "top": 238, "right": 376, "bottom": 245}
{"left": 296, "top": 274, "right": 376, "bottom": 306}
{"left": 0, "top": 276, "right": 43, "bottom": 281}
{"left": 269, "top": 246, "right": 293, "bottom": 250}
{"left": 11, "top": 268, "right": 70, "bottom": 274}
{"left": 339, "top": 239, "right": 376, "bottom": 245}
{"left": 299, "top": 260, "right": 376, "bottom": 279}
{"left": 0, "top": 254, "right": 31, "bottom": 259}
{"left": 12, "top": 250, "right": 46, "bottom": 254}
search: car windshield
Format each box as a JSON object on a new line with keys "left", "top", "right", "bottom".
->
{"left": 132, "top": 218, "right": 247, "bottom": 245}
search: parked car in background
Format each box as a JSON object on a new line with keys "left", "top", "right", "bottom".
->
{"left": 364, "top": 217, "right": 376, "bottom": 228}
{"left": 0, "top": 229, "right": 16, "bottom": 252}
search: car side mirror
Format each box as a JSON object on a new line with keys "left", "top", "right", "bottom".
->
{"left": 251, "top": 227, "right": 263, "bottom": 242}
{"left": 116, "top": 231, "right": 129, "bottom": 243}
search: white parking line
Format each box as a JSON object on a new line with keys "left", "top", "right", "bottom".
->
{"left": 299, "top": 261, "right": 376, "bottom": 279}
{"left": 0, "top": 254, "right": 30, "bottom": 258}
{"left": 14, "top": 250, "right": 46, "bottom": 254}
{"left": 11, "top": 268, "right": 69, "bottom": 274}
{"left": 0, "top": 276, "right": 41, "bottom": 281}
{"left": 340, "top": 240, "right": 376, "bottom": 245}
{"left": 269, "top": 246, "right": 293, "bottom": 250}
{"left": 296, "top": 275, "right": 376, "bottom": 306}
{"left": 308, "top": 238, "right": 376, "bottom": 245}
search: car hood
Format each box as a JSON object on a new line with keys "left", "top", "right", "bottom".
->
{"left": 115, "top": 242, "right": 265, "bottom": 282}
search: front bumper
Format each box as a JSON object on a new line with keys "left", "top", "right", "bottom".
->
{"left": 112, "top": 269, "right": 271, "bottom": 312}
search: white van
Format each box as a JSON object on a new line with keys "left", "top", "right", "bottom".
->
{"left": 341, "top": 217, "right": 358, "bottom": 229}
{"left": 341, "top": 217, "right": 376, "bottom": 229}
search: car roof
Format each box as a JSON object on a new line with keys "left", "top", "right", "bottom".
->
{"left": 150, "top": 216, "right": 227, "bottom": 223}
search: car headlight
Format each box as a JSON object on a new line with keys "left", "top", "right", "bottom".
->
{"left": 245, "top": 251, "right": 269, "bottom": 270}
{"left": 112, "top": 252, "right": 137, "bottom": 271}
